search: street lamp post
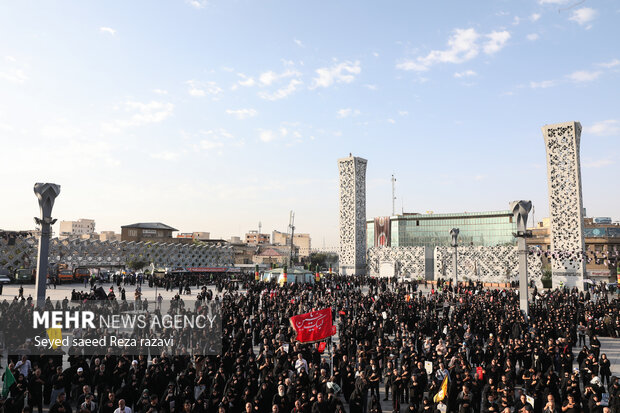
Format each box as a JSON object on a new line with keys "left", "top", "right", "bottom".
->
{"left": 450, "top": 228, "right": 459, "bottom": 287}
{"left": 34, "top": 183, "right": 61, "bottom": 308}
{"left": 150, "top": 263, "right": 157, "bottom": 304}
{"left": 511, "top": 200, "right": 533, "bottom": 318}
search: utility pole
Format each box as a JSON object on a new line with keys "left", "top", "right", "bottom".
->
{"left": 391, "top": 174, "right": 396, "bottom": 216}
{"left": 258, "top": 221, "right": 262, "bottom": 238}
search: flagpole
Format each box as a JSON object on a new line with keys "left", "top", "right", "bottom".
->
{"left": 330, "top": 338, "right": 334, "bottom": 378}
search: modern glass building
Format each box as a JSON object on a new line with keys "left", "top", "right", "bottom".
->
{"left": 367, "top": 210, "right": 517, "bottom": 248}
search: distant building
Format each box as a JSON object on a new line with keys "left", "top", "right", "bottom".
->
{"left": 527, "top": 217, "right": 620, "bottom": 280}
{"left": 79, "top": 233, "right": 100, "bottom": 240}
{"left": 272, "top": 230, "right": 312, "bottom": 258}
{"left": 99, "top": 231, "right": 121, "bottom": 242}
{"left": 177, "top": 232, "right": 210, "bottom": 241}
{"left": 253, "top": 247, "right": 288, "bottom": 265}
{"left": 229, "top": 236, "right": 243, "bottom": 244}
{"left": 593, "top": 217, "right": 613, "bottom": 224}
{"left": 192, "top": 232, "right": 210, "bottom": 241}
{"left": 245, "top": 231, "right": 270, "bottom": 245}
{"left": 121, "top": 223, "right": 178, "bottom": 242}
{"left": 367, "top": 210, "right": 517, "bottom": 248}
{"left": 234, "top": 244, "right": 257, "bottom": 265}
{"left": 59, "top": 219, "right": 95, "bottom": 239}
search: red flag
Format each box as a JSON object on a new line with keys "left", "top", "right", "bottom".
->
{"left": 318, "top": 342, "right": 326, "bottom": 353}
{"left": 290, "top": 308, "right": 336, "bottom": 343}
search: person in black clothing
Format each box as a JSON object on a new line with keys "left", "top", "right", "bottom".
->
{"left": 383, "top": 361, "right": 393, "bottom": 402}
{"left": 390, "top": 368, "right": 402, "bottom": 413}
{"left": 348, "top": 389, "right": 363, "bottom": 413}
{"left": 368, "top": 393, "right": 382, "bottom": 413}
{"left": 49, "top": 392, "right": 72, "bottom": 413}
{"left": 271, "top": 384, "right": 289, "bottom": 413}
{"left": 407, "top": 373, "right": 423, "bottom": 410}
{"left": 590, "top": 335, "right": 601, "bottom": 360}
{"left": 49, "top": 366, "right": 66, "bottom": 410}
{"left": 355, "top": 371, "right": 369, "bottom": 413}
{"left": 71, "top": 368, "right": 89, "bottom": 403}
{"left": 99, "top": 391, "right": 116, "bottom": 413}
{"left": 27, "top": 368, "right": 45, "bottom": 413}
{"left": 310, "top": 392, "right": 329, "bottom": 413}
{"left": 599, "top": 354, "right": 611, "bottom": 389}
{"left": 367, "top": 359, "right": 381, "bottom": 398}
{"left": 608, "top": 379, "right": 620, "bottom": 412}
{"left": 343, "top": 364, "right": 355, "bottom": 402}
{"left": 75, "top": 385, "right": 92, "bottom": 410}
{"left": 561, "top": 393, "right": 579, "bottom": 413}
{"left": 456, "top": 383, "right": 474, "bottom": 413}
{"left": 514, "top": 393, "right": 532, "bottom": 412}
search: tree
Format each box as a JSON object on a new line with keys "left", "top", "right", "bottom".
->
{"left": 126, "top": 259, "right": 149, "bottom": 271}
{"left": 309, "top": 252, "right": 339, "bottom": 270}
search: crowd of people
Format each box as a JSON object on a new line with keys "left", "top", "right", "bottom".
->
{"left": 1, "top": 274, "right": 619, "bottom": 413}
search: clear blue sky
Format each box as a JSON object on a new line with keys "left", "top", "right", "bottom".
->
{"left": 0, "top": 0, "right": 618, "bottom": 249}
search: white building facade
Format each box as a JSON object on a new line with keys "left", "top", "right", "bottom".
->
{"left": 59, "top": 218, "right": 96, "bottom": 239}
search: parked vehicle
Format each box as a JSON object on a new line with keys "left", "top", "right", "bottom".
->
{"left": 0, "top": 274, "right": 11, "bottom": 284}
{"left": 152, "top": 268, "right": 169, "bottom": 280}
{"left": 74, "top": 267, "right": 91, "bottom": 281}
{"left": 260, "top": 268, "right": 315, "bottom": 284}
{"left": 14, "top": 268, "right": 35, "bottom": 283}
{"left": 58, "top": 269, "right": 74, "bottom": 282}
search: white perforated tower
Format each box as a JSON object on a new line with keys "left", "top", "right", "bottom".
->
{"left": 542, "top": 121, "right": 586, "bottom": 290}
{"left": 338, "top": 155, "right": 367, "bottom": 276}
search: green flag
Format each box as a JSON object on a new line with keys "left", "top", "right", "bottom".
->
{"left": 2, "top": 366, "right": 15, "bottom": 397}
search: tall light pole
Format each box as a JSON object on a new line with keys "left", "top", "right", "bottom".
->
{"left": 391, "top": 174, "right": 396, "bottom": 216}
{"left": 150, "top": 262, "right": 157, "bottom": 305}
{"left": 34, "top": 183, "right": 60, "bottom": 308}
{"left": 288, "top": 211, "right": 295, "bottom": 267}
{"left": 511, "top": 200, "right": 532, "bottom": 317}
{"left": 450, "top": 228, "right": 459, "bottom": 286}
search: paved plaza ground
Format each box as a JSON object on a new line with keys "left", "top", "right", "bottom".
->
{"left": 0, "top": 281, "right": 189, "bottom": 303}
{"left": 1, "top": 281, "right": 619, "bottom": 412}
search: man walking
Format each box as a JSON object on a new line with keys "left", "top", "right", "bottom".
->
{"left": 28, "top": 368, "right": 45, "bottom": 413}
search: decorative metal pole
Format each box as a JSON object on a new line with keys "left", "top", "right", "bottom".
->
{"left": 391, "top": 174, "right": 396, "bottom": 216}
{"left": 34, "top": 183, "right": 61, "bottom": 308}
{"left": 450, "top": 228, "right": 459, "bottom": 286}
{"left": 511, "top": 200, "right": 532, "bottom": 318}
